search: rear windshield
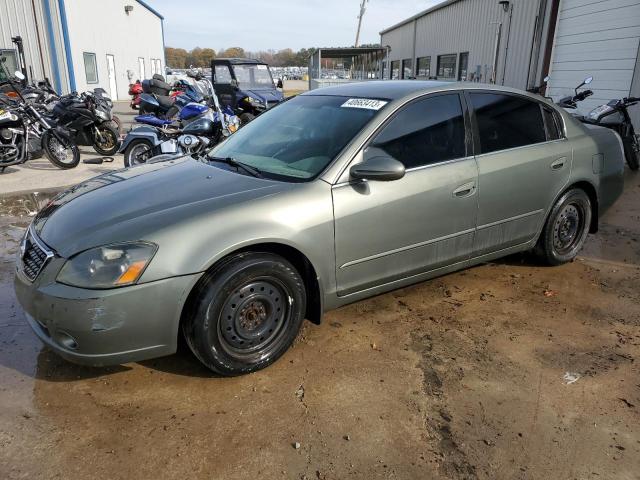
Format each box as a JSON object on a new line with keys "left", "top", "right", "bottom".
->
{"left": 208, "top": 95, "right": 388, "bottom": 181}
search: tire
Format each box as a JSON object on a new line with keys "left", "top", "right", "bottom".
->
{"left": 535, "top": 188, "right": 592, "bottom": 265}
{"left": 623, "top": 137, "right": 639, "bottom": 171}
{"left": 92, "top": 122, "right": 120, "bottom": 156}
{"left": 239, "top": 113, "right": 255, "bottom": 126}
{"left": 42, "top": 130, "right": 80, "bottom": 169}
{"left": 123, "top": 139, "right": 153, "bottom": 167}
{"left": 182, "top": 252, "right": 307, "bottom": 376}
{"left": 111, "top": 115, "right": 123, "bottom": 135}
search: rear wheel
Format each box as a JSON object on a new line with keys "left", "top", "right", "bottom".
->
{"left": 42, "top": 130, "right": 80, "bottom": 169}
{"left": 535, "top": 188, "right": 592, "bottom": 265}
{"left": 123, "top": 139, "right": 153, "bottom": 167}
{"left": 92, "top": 122, "right": 120, "bottom": 156}
{"left": 182, "top": 252, "right": 306, "bottom": 376}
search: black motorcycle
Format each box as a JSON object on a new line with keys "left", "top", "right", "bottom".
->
{"left": 50, "top": 89, "right": 120, "bottom": 156}
{"left": 582, "top": 97, "right": 640, "bottom": 171}
{"left": 557, "top": 76, "right": 639, "bottom": 171}
{"left": 0, "top": 60, "right": 79, "bottom": 171}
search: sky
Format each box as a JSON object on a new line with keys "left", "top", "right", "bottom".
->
{"left": 144, "top": 0, "right": 441, "bottom": 52}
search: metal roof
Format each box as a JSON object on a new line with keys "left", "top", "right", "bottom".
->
{"left": 214, "top": 58, "right": 267, "bottom": 65}
{"left": 380, "top": 0, "right": 463, "bottom": 35}
{"left": 313, "top": 47, "right": 387, "bottom": 58}
{"left": 136, "top": 0, "right": 164, "bottom": 20}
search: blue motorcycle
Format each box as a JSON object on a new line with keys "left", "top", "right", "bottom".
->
{"left": 120, "top": 75, "right": 240, "bottom": 167}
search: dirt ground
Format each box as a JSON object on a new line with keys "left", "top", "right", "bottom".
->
{"left": 1, "top": 171, "right": 639, "bottom": 480}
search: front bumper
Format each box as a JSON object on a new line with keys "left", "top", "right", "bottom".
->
{"left": 15, "top": 264, "right": 202, "bottom": 367}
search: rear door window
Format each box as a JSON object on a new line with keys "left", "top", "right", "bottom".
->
{"left": 370, "top": 93, "right": 467, "bottom": 169}
{"left": 469, "top": 92, "right": 546, "bottom": 154}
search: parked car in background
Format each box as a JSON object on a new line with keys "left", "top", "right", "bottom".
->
{"left": 15, "top": 81, "right": 624, "bottom": 376}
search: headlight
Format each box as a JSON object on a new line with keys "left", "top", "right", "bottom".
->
{"left": 57, "top": 242, "right": 157, "bottom": 289}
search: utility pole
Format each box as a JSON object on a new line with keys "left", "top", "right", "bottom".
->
{"left": 355, "top": 0, "right": 368, "bottom": 47}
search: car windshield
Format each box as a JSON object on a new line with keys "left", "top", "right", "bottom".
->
{"left": 208, "top": 95, "right": 388, "bottom": 181}
{"left": 233, "top": 64, "right": 274, "bottom": 89}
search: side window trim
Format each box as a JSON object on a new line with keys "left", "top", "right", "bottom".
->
{"left": 464, "top": 89, "right": 557, "bottom": 156}
{"left": 365, "top": 91, "right": 470, "bottom": 167}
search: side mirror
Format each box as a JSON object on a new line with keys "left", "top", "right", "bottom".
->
{"left": 543, "top": 76, "right": 549, "bottom": 83}
{"left": 14, "top": 71, "right": 25, "bottom": 80}
{"left": 584, "top": 76, "right": 593, "bottom": 85}
{"left": 350, "top": 155, "right": 405, "bottom": 181}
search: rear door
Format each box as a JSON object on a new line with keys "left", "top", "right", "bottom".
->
{"left": 332, "top": 92, "right": 478, "bottom": 296}
{"left": 467, "top": 91, "right": 571, "bottom": 255}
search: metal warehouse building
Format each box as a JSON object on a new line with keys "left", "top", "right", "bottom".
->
{"left": 381, "top": 0, "right": 640, "bottom": 124}
{"left": 0, "top": 0, "right": 165, "bottom": 100}
{"left": 380, "top": 0, "right": 555, "bottom": 89}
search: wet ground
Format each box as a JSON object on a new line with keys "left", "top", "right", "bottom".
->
{"left": 1, "top": 173, "right": 639, "bottom": 480}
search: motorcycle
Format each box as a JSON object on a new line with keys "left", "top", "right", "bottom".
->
{"left": 555, "top": 75, "right": 639, "bottom": 171}
{"left": 128, "top": 80, "right": 143, "bottom": 110}
{"left": 582, "top": 97, "right": 640, "bottom": 171}
{"left": 120, "top": 78, "right": 239, "bottom": 167}
{"left": 50, "top": 89, "right": 120, "bottom": 156}
{"left": 0, "top": 61, "right": 79, "bottom": 171}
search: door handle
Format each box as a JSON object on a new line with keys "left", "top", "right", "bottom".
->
{"left": 453, "top": 182, "right": 476, "bottom": 198}
{"left": 551, "top": 157, "right": 566, "bottom": 170}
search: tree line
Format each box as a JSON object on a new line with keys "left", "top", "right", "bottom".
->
{"left": 165, "top": 47, "right": 316, "bottom": 69}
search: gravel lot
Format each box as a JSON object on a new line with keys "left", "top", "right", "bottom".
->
{"left": 0, "top": 128, "right": 639, "bottom": 478}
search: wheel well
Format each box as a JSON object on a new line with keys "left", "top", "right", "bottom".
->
{"left": 567, "top": 181, "right": 599, "bottom": 233}
{"left": 181, "top": 243, "right": 323, "bottom": 330}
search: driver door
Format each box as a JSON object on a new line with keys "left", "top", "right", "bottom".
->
{"left": 332, "top": 93, "right": 478, "bottom": 296}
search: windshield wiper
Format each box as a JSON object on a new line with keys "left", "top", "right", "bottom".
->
{"left": 209, "top": 156, "right": 263, "bottom": 178}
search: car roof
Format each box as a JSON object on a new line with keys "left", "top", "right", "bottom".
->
{"left": 302, "top": 80, "right": 548, "bottom": 103}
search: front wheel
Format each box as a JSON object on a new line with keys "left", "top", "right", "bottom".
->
{"left": 42, "top": 130, "right": 80, "bottom": 169}
{"left": 182, "top": 252, "right": 307, "bottom": 376}
{"left": 123, "top": 139, "right": 153, "bottom": 167}
{"left": 92, "top": 122, "right": 120, "bottom": 156}
{"left": 623, "top": 137, "right": 640, "bottom": 171}
{"left": 534, "top": 188, "right": 592, "bottom": 265}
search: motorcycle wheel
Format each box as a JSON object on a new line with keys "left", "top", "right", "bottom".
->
{"left": 93, "top": 122, "right": 120, "bottom": 156}
{"left": 42, "top": 130, "right": 80, "bottom": 169}
{"left": 123, "top": 139, "right": 153, "bottom": 167}
{"left": 624, "top": 137, "right": 640, "bottom": 171}
{"left": 112, "top": 115, "right": 123, "bottom": 135}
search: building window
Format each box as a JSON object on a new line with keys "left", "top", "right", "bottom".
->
{"left": 83, "top": 52, "right": 98, "bottom": 83}
{"left": 417, "top": 57, "right": 431, "bottom": 78}
{"left": 458, "top": 52, "right": 469, "bottom": 81}
{"left": 138, "top": 57, "right": 145, "bottom": 80}
{"left": 401, "top": 58, "right": 413, "bottom": 79}
{"left": 0, "top": 49, "right": 18, "bottom": 82}
{"left": 390, "top": 60, "right": 400, "bottom": 80}
{"left": 437, "top": 54, "right": 456, "bottom": 79}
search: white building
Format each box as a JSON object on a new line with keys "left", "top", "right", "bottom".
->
{"left": 0, "top": 0, "right": 165, "bottom": 100}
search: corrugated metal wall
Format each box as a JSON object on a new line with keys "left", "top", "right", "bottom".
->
{"left": 381, "top": 0, "right": 545, "bottom": 89}
{"left": 547, "top": 0, "right": 640, "bottom": 123}
{"left": 0, "top": 0, "right": 68, "bottom": 91}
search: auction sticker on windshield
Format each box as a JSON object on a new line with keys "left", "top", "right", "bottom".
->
{"left": 341, "top": 98, "right": 388, "bottom": 110}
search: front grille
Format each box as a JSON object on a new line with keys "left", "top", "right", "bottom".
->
{"left": 21, "top": 229, "right": 53, "bottom": 282}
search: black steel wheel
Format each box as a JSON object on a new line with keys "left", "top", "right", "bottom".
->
{"left": 182, "top": 252, "right": 306, "bottom": 376}
{"left": 535, "top": 188, "right": 592, "bottom": 265}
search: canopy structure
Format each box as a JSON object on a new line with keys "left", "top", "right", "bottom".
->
{"left": 308, "top": 47, "right": 389, "bottom": 90}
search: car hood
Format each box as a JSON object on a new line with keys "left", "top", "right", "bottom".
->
{"left": 33, "top": 157, "right": 287, "bottom": 258}
{"left": 243, "top": 88, "right": 284, "bottom": 102}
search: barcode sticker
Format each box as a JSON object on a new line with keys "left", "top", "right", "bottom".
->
{"left": 341, "top": 98, "right": 388, "bottom": 110}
